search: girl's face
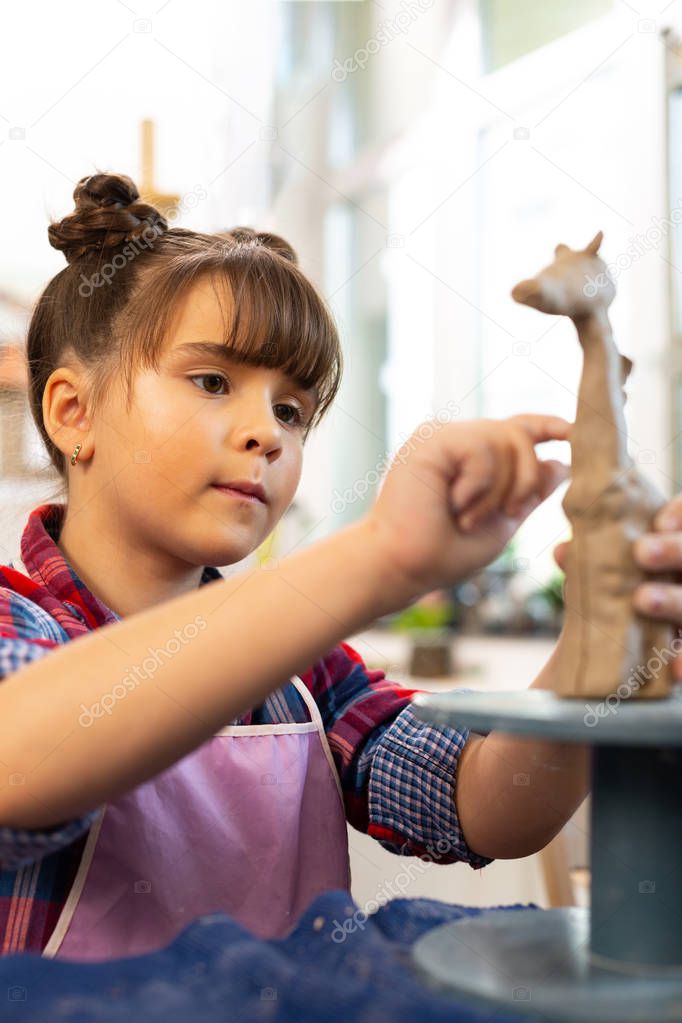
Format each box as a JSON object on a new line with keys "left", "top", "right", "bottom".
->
{"left": 91, "top": 277, "right": 318, "bottom": 569}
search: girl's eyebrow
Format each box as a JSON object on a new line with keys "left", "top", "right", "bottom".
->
{"left": 169, "top": 341, "right": 319, "bottom": 406}
{"left": 169, "top": 341, "right": 240, "bottom": 365}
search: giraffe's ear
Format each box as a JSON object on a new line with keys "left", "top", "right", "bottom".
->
{"left": 585, "top": 231, "right": 603, "bottom": 255}
{"left": 554, "top": 243, "right": 570, "bottom": 257}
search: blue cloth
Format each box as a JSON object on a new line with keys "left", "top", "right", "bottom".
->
{"left": 0, "top": 890, "right": 537, "bottom": 1022}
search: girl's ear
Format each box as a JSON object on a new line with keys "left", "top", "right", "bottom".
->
{"left": 42, "top": 366, "right": 93, "bottom": 459}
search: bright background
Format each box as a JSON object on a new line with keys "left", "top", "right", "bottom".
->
{"left": 1, "top": 0, "right": 681, "bottom": 909}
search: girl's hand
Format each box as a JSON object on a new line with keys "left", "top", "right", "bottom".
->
{"left": 366, "top": 413, "right": 571, "bottom": 603}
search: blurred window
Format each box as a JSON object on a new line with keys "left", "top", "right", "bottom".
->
{"left": 480, "top": 0, "right": 613, "bottom": 72}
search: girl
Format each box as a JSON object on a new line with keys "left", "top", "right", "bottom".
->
{"left": 0, "top": 171, "right": 586, "bottom": 961}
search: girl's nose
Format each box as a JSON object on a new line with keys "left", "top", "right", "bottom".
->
{"left": 233, "top": 403, "right": 283, "bottom": 455}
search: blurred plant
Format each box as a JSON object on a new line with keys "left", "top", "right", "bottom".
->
{"left": 379, "top": 537, "right": 565, "bottom": 637}
{"left": 493, "top": 535, "right": 519, "bottom": 573}
{"left": 388, "top": 594, "right": 457, "bottom": 633}
{"left": 538, "top": 571, "right": 565, "bottom": 612}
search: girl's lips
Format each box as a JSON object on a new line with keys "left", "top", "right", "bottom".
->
{"left": 211, "top": 484, "right": 265, "bottom": 505}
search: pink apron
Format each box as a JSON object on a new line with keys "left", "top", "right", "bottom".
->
{"left": 42, "top": 675, "right": 351, "bottom": 962}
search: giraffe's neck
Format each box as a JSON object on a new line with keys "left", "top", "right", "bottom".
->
{"left": 572, "top": 308, "right": 631, "bottom": 473}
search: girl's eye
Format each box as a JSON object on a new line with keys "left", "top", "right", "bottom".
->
{"left": 189, "top": 375, "right": 306, "bottom": 427}
{"left": 274, "top": 403, "right": 306, "bottom": 427}
{"left": 190, "top": 373, "right": 228, "bottom": 396}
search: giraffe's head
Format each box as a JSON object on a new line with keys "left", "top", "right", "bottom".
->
{"left": 511, "top": 232, "right": 615, "bottom": 319}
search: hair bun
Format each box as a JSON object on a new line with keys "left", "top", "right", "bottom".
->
{"left": 48, "top": 172, "right": 168, "bottom": 264}
{"left": 226, "top": 226, "right": 298, "bottom": 265}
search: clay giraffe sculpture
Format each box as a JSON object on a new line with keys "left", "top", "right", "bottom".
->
{"left": 512, "top": 232, "right": 673, "bottom": 699}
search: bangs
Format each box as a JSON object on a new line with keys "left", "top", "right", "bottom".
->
{"left": 115, "top": 239, "right": 343, "bottom": 430}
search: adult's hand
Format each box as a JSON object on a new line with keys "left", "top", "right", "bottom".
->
{"left": 554, "top": 495, "right": 682, "bottom": 679}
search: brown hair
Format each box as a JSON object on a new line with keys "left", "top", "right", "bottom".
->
{"left": 27, "top": 171, "right": 343, "bottom": 481}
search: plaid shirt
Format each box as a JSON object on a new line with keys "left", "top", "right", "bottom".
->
{"left": 0, "top": 503, "right": 491, "bottom": 955}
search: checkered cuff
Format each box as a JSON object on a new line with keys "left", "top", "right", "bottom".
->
{"left": 367, "top": 702, "right": 493, "bottom": 869}
{"left": 0, "top": 807, "right": 101, "bottom": 870}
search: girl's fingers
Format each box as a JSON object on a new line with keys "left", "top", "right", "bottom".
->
{"left": 503, "top": 415, "right": 571, "bottom": 515}
{"left": 452, "top": 453, "right": 570, "bottom": 534}
{"left": 449, "top": 415, "right": 572, "bottom": 532}
{"left": 459, "top": 449, "right": 515, "bottom": 530}
{"left": 508, "top": 413, "right": 573, "bottom": 445}
{"left": 504, "top": 430, "right": 541, "bottom": 516}
{"left": 470, "top": 454, "right": 570, "bottom": 529}
{"left": 450, "top": 447, "right": 497, "bottom": 514}
{"left": 538, "top": 459, "right": 570, "bottom": 500}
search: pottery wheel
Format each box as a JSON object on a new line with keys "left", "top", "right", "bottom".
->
{"left": 410, "top": 688, "right": 682, "bottom": 1022}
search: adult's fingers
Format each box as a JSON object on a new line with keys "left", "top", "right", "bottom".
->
{"left": 633, "top": 532, "right": 682, "bottom": 572}
{"left": 554, "top": 540, "right": 570, "bottom": 572}
{"left": 633, "top": 582, "right": 682, "bottom": 623}
{"left": 653, "top": 494, "right": 682, "bottom": 532}
{"left": 673, "top": 652, "right": 682, "bottom": 682}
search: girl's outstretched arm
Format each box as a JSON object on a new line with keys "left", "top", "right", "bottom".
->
{"left": 0, "top": 518, "right": 399, "bottom": 829}
{"left": 0, "top": 412, "right": 570, "bottom": 832}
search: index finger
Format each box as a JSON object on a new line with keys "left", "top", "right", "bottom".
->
{"left": 508, "top": 414, "right": 573, "bottom": 444}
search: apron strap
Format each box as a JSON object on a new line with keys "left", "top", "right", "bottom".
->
{"left": 289, "top": 674, "right": 325, "bottom": 730}
{"left": 289, "top": 675, "right": 345, "bottom": 804}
